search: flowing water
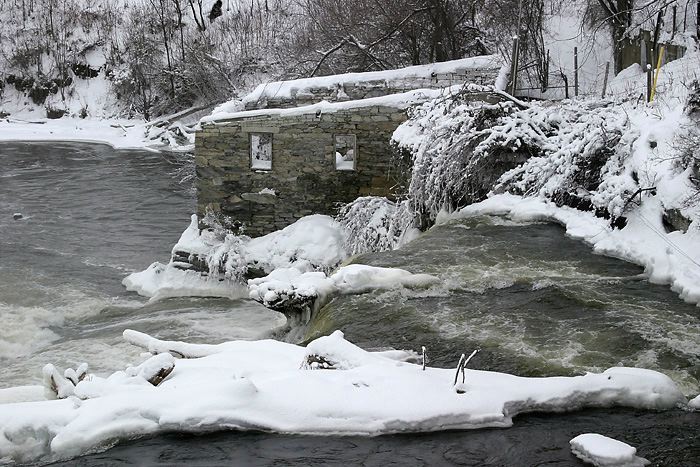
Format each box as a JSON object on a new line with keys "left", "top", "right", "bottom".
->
{"left": 1, "top": 142, "right": 699, "bottom": 466}
{"left": 0, "top": 142, "right": 283, "bottom": 387}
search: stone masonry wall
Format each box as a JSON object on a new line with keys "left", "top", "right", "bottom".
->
{"left": 244, "top": 68, "right": 499, "bottom": 110}
{"left": 196, "top": 107, "right": 407, "bottom": 236}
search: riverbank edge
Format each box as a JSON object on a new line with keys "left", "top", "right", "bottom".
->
{"left": 0, "top": 118, "right": 186, "bottom": 152}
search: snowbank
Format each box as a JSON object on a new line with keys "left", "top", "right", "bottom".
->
{"left": 451, "top": 194, "right": 700, "bottom": 306}
{"left": 0, "top": 330, "right": 687, "bottom": 464}
{"left": 245, "top": 214, "right": 347, "bottom": 273}
{"left": 570, "top": 434, "right": 648, "bottom": 467}
{"left": 0, "top": 114, "right": 198, "bottom": 152}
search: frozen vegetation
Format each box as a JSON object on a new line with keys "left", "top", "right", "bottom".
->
{"left": 0, "top": 330, "right": 691, "bottom": 464}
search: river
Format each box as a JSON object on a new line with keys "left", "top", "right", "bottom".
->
{"left": 0, "top": 142, "right": 698, "bottom": 466}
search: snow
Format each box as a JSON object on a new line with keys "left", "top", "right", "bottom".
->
{"left": 608, "top": 39, "right": 700, "bottom": 106}
{"left": 171, "top": 214, "right": 218, "bottom": 256}
{"left": 248, "top": 264, "right": 439, "bottom": 310}
{"left": 570, "top": 434, "right": 649, "bottom": 467}
{"left": 336, "top": 196, "right": 418, "bottom": 255}
{"left": 0, "top": 330, "right": 688, "bottom": 465}
{"left": 122, "top": 262, "right": 247, "bottom": 302}
{"left": 0, "top": 117, "right": 160, "bottom": 152}
{"left": 123, "top": 214, "right": 348, "bottom": 300}
{"left": 244, "top": 214, "right": 347, "bottom": 273}
{"left": 690, "top": 394, "right": 700, "bottom": 410}
{"left": 203, "top": 86, "right": 470, "bottom": 123}
{"left": 335, "top": 151, "right": 355, "bottom": 170}
{"left": 240, "top": 55, "right": 502, "bottom": 105}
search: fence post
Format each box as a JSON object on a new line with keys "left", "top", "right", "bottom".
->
{"left": 646, "top": 64, "right": 653, "bottom": 102}
{"left": 574, "top": 47, "right": 579, "bottom": 97}
{"left": 509, "top": 35, "right": 520, "bottom": 95}
{"left": 560, "top": 71, "right": 569, "bottom": 99}
{"left": 672, "top": 5, "right": 677, "bottom": 37}
{"left": 601, "top": 61, "right": 610, "bottom": 98}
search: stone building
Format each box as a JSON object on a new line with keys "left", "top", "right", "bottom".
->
{"left": 195, "top": 56, "right": 503, "bottom": 236}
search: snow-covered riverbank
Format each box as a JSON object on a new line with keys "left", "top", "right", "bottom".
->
{"left": 0, "top": 118, "right": 160, "bottom": 151}
{"left": 448, "top": 193, "right": 700, "bottom": 307}
{"left": 0, "top": 330, "right": 691, "bottom": 465}
{"left": 0, "top": 107, "right": 205, "bottom": 152}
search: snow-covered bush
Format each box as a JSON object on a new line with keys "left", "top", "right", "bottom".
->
{"left": 496, "top": 102, "right": 633, "bottom": 220}
{"left": 394, "top": 93, "right": 638, "bottom": 225}
{"left": 394, "top": 94, "right": 545, "bottom": 221}
{"left": 336, "top": 196, "right": 415, "bottom": 255}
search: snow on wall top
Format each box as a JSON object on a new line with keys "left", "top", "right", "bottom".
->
{"left": 202, "top": 85, "right": 489, "bottom": 123}
{"left": 242, "top": 55, "right": 502, "bottom": 106}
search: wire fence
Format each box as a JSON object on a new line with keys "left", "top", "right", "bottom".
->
{"left": 513, "top": 51, "right": 700, "bottom": 103}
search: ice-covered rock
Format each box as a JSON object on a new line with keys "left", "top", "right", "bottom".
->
{"left": 570, "top": 433, "right": 649, "bottom": 467}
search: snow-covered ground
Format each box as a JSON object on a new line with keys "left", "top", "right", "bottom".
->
{"left": 1, "top": 75, "right": 207, "bottom": 152}
{"left": 0, "top": 330, "right": 690, "bottom": 464}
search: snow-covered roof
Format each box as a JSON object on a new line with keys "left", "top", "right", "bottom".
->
{"left": 242, "top": 55, "right": 502, "bottom": 105}
{"left": 202, "top": 86, "right": 475, "bottom": 124}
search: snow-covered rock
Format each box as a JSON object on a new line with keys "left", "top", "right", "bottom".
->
{"left": 0, "top": 331, "right": 687, "bottom": 464}
{"left": 570, "top": 433, "right": 649, "bottom": 467}
{"left": 122, "top": 261, "right": 246, "bottom": 301}
{"left": 247, "top": 264, "right": 439, "bottom": 314}
{"left": 690, "top": 394, "right": 700, "bottom": 410}
{"left": 123, "top": 214, "right": 349, "bottom": 301}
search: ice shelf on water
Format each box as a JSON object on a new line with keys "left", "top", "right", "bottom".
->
{"left": 570, "top": 433, "right": 649, "bottom": 467}
{"left": 0, "top": 330, "right": 690, "bottom": 465}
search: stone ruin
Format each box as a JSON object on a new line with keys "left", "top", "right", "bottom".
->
{"left": 195, "top": 55, "right": 503, "bottom": 237}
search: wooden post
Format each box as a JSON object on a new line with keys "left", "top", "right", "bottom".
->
{"left": 672, "top": 5, "right": 677, "bottom": 36}
{"left": 574, "top": 47, "right": 579, "bottom": 97}
{"left": 650, "top": 46, "right": 666, "bottom": 102}
{"left": 541, "top": 49, "right": 550, "bottom": 92}
{"left": 646, "top": 64, "right": 653, "bottom": 102}
{"left": 601, "top": 61, "right": 610, "bottom": 99}
{"left": 509, "top": 36, "right": 520, "bottom": 95}
{"left": 560, "top": 71, "right": 569, "bottom": 99}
